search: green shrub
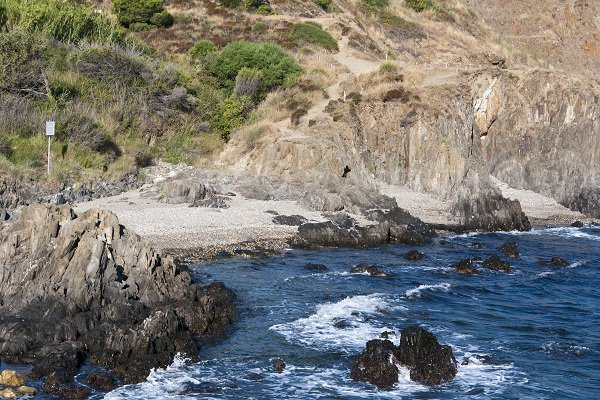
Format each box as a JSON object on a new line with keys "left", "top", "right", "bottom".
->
{"left": 379, "top": 62, "right": 397, "bottom": 74}
{"left": 256, "top": 4, "right": 273, "bottom": 15}
{"left": 361, "top": 0, "right": 389, "bottom": 10}
{"left": 313, "top": 0, "right": 332, "bottom": 11}
{"left": 1, "top": 0, "right": 124, "bottom": 44}
{"left": 209, "top": 41, "right": 302, "bottom": 91}
{"left": 252, "top": 21, "right": 268, "bottom": 33}
{"left": 112, "top": 0, "right": 173, "bottom": 29}
{"left": 218, "top": 0, "right": 241, "bottom": 8}
{"left": 290, "top": 22, "right": 338, "bottom": 51}
{"left": 405, "top": 0, "right": 440, "bottom": 12}
{"left": 189, "top": 39, "right": 216, "bottom": 60}
{"left": 210, "top": 95, "right": 253, "bottom": 141}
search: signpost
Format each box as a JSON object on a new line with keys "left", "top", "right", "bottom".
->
{"left": 46, "top": 121, "right": 55, "bottom": 175}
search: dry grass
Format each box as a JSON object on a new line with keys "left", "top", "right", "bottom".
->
{"left": 231, "top": 121, "right": 277, "bottom": 152}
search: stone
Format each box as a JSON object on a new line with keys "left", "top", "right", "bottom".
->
{"left": 350, "top": 339, "right": 399, "bottom": 388}
{"left": 538, "top": 257, "right": 569, "bottom": 267}
{"left": 350, "top": 264, "right": 391, "bottom": 277}
{"left": 16, "top": 386, "right": 37, "bottom": 396}
{"left": 396, "top": 326, "right": 458, "bottom": 386}
{"left": 273, "top": 358, "right": 286, "bottom": 373}
{"left": 0, "top": 371, "right": 24, "bottom": 387}
{"left": 304, "top": 263, "right": 328, "bottom": 272}
{"left": 499, "top": 241, "right": 519, "bottom": 258}
{"left": 0, "top": 388, "right": 15, "bottom": 399}
{"left": 451, "top": 258, "right": 479, "bottom": 274}
{"left": 483, "top": 255, "right": 512, "bottom": 272}
{"left": 0, "top": 205, "right": 235, "bottom": 392}
{"left": 272, "top": 215, "right": 308, "bottom": 226}
{"left": 404, "top": 250, "right": 425, "bottom": 261}
{"left": 571, "top": 220, "right": 584, "bottom": 228}
{"left": 85, "top": 373, "right": 115, "bottom": 392}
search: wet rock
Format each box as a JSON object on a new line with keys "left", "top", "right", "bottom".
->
{"left": 499, "top": 241, "right": 519, "bottom": 259}
{"left": 571, "top": 220, "right": 584, "bottom": 228}
{"left": 332, "top": 318, "right": 353, "bottom": 329}
{"left": 350, "top": 264, "right": 391, "bottom": 277}
{"left": 483, "top": 255, "right": 512, "bottom": 272}
{"left": 16, "top": 386, "right": 36, "bottom": 396}
{"left": 0, "top": 388, "right": 16, "bottom": 399}
{"left": 404, "top": 250, "right": 425, "bottom": 261}
{"left": 450, "top": 258, "right": 479, "bottom": 275}
{"left": 42, "top": 373, "right": 90, "bottom": 399}
{"left": 350, "top": 339, "right": 399, "bottom": 388}
{"left": 273, "top": 215, "right": 308, "bottom": 226}
{"left": 474, "top": 354, "right": 490, "bottom": 362}
{"left": 397, "top": 326, "right": 458, "bottom": 386}
{"left": 0, "top": 205, "right": 235, "bottom": 391}
{"left": 0, "top": 371, "right": 24, "bottom": 387}
{"left": 380, "top": 331, "right": 395, "bottom": 339}
{"left": 273, "top": 358, "right": 286, "bottom": 373}
{"left": 85, "top": 373, "right": 115, "bottom": 392}
{"left": 538, "top": 257, "right": 569, "bottom": 267}
{"left": 461, "top": 358, "right": 470, "bottom": 366}
{"left": 247, "top": 372, "right": 263, "bottom": 381}
{"left": 304, "top": 263, "right": 328, "bottom": 272}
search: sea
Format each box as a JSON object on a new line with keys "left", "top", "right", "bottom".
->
{"left": 34, "top": 225, "right": 600, "bottom": 398}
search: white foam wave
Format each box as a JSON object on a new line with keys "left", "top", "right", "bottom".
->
{"left": 104, "top": 354, "right": 198, "bottom": 400}
{"left": 542, "top": 341, "right": 591, "bottom": 356}
{"left": 405, "top": 283, "right": 452, "bottom": 298}
{"left": 537, "top": 271, "right": 556, "bottom": 278}
{"left": 269, "top": 294, "right": 402, "bottom": 352}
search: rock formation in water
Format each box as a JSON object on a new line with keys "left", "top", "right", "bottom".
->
{"left": 0, "top": 204, "right": 235, "bottom": 394}
{"left": 351, "top": 326, "right": 457, "bottom": 388}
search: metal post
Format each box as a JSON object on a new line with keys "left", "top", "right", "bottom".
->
{"left": 47, "top": 136, "right": 51, "bottom": 175}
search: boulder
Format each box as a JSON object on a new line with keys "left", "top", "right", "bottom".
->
{"left": 0, "top": 205, "right": 235, "bottom": 392}
{"left": 537, "top": 256, "right": 569, "bottom": 267}
{"left": 350, "top": 263, "right": 391, "bottom": 277}
{"left": 450, "top": 258, "right": 479, "bottom": 274}
{"left": 571, "top": 220, "right": 584, "bottom": 228}
{"left": 273, "top": 358, "right": 286, "bottom": 373}
{"left": 350, "top": 339, "right": 399, "bottom": 388}
{"left": 0, "top": 371, "right": 24, "bottom": 387}
{"left": 85, "top": 373, "right": 115, "bottom": 392}
{"left": 404, "top": 250, "right": 425, "bottom": 261}
{"left": 273, "top": 215, "right": 308, "bottom": 226}
{"left": 16, "top": 386, "right": 36, "bottom": 396}
{"left": 499, "top": 241, "right": 519, "bottom": 259}
{"left": 483, "top": 255, "right": 512, "bottom": 272}
{"left": 396, "top": 326, "right": 458, "bottom": 386}
{"left": 0, "top": 388, "right": 15, "bottom": 399}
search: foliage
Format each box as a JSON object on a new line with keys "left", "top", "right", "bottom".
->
{"left": 252, "top": 21, "right": 268, "bottom": 33}
{"left": 379, "top": 62, "right": 398, "bottom": 74}
{"left": 210, "top": 95, "right": 253, "bottom": 141}
{"left": 0, "top": 31, "right": 47, "bottom": 96}
{"left": 189, "top": 39, "right": 216, "bottom": 60}
{"left": 218, "top": 0, "right": 241, "bottom": 8}
{"left": 313, "top": 0, "right": 332, "bottom": 11}
{"left": 256, "top": 4, "right": 273, "bottom": 15}
{"left": 0, "top": 0, "right": 124, "bottom": 44}
{"left": 405, "top": 0, "right": 440, "bottom": 12}
{"left": 69, "top": 46, "right": 150, "bottom": 86}
{"left": 209, "top": 41, "right": 302, "bottom": 91}
{"left": 112, "top": 0, "right": 173, "bottom": 29}
{"left": 361, "top": 0, "right": 389, "bottom": 11}
{"left": 290, "top": 22, "right": 338, "bottom": 51}
{"left": 235, "top": 68, "right": 263, "bottom": 99}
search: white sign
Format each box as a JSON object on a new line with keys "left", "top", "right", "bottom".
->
{"left": 45, "top": 121, "right": 55, "bottom": 136}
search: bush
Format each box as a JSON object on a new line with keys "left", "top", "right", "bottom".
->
{"left": 253, "top": 21, "right": 268, "bottom": 33}
{"left": 218, "top": 0, "right": 241, "bottom": 8}
{"left": 379, "top": 62, "right": 398, "bottom": 74}
{"left": 0, "top": 31, "right": 47, "bottom": 96}
{"left": 361, "top": 0, "right": 389, "bottom": 10}
{"left": 70, "top": 46, "right": 150, "bottom": 86}
{"left": 235, "top": 68, "right": 263, "bottom": 99}
{"left": 189, "top": 39, "right": 216, "bottom": 60}
{"left": 112, "top": 0, "right": 173, "bottom": 29}
{"left": 1, "top": 0, "right": 124, "bottom": 44}
{"left": 256, "top": 4, "right": 273, "bottom": 15}
{"left": 210, "top": 95, "right": 253, "bottom": 141}
{"left": 313, "top": 0, "right": 332, "bottom": 11}
{"left": 290, "top": 22, "right": 338, "bottom": 51}
{"left": 0, "top": 135, "right": 12, "bottom": 158}
{"left": 209, "top": 41, "right": 302, "bottom": 91}
{"left": 405, "top": 0, "right": 439, "bottom": 12}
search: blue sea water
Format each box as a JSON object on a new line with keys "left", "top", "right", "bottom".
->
{"left": 102, "top": 225, "right": 598, "bottom": 399}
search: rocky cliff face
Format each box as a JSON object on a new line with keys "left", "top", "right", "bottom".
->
{"left": 0, "top": 205, "right": 235, "bottom": 391}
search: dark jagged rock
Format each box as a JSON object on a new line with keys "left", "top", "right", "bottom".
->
{"left": 450, "top": 258, "right": 479, "bottom": 275}
{"left": 350, "top": 339, "right": 399, "bottom": 388}
{"left": 404, "top": 250, "right": 425, "bottom": 261}
{"left": 42, "top": 373, "right": 91, "bottom": 399}
{"left": 332, "top": 318, "right": 353, "bottom": 329}
{"left": 273, "top": 358, "right": 286, "bottom": 373}
{"left": 304, "top": 263, "right": 328, "bottom": 272}
{"left": 351, "top": 327, "right": 457, "bottom": 388}
{"left": 350, "top": 263, "right": 391, "bottom": 277}
{"left": 297, "top": 209, "right": 432, "bottom": 248}
{"left": 273, "top": 214, "right": 308, "bottom": 226}
{"left": 483, "top": 255, "right": 512, "bottom": 272}
{"left": 0, "top": 205, "right": 235, "bottom": 393}
{"left": 85, "top": 373, "right": 115, "bottom": 392}
{"left": 499, "top": 241, "right": 519, "bottom": 259}
{"left": 565, "top": 187, "right": 600, "bottom": 218}
{"left": 571, "top": 220, "right": 584, "bottom": 228}
{"left": 538, "top": 257, "right": 569, "bottom": 267}
{"left": 396, "top": 326, "right": 458, "bottom": 386}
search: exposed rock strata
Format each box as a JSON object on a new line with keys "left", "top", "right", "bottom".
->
{"left": 0, "top": 205, "right": 235, "bottom": 392}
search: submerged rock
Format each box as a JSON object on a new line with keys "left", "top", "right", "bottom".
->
{"left": 483, "top": 255, "right": 512, "bottom": 272}
{"left": 304, "top": 263, "right": 328, "bottom": 272}
{"left": 350, "top": 263, "right": 391, "bottom": 277}
{"left": 0, "top": 205, "right": 235, "bottom": 393}
{"left": 450, "top": 258, "right": 479, "bottom": 275}
{"left": 404, "top": 250, "right": 425, "bottom": 261}
{"left": 351, "top": 327, "right": 457, "bottom": 388}
{"left": 538, "top": 257, "right": 569, "bottom": 267}
{"left": 499, "top": 241, "right": 520, "bottom": 259}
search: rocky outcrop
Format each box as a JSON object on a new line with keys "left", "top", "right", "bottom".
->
{"left": 451, "top": 258, "right": 480, "bottom": 275}
{"left": 351, "top": 327, "right": 457, "bottom": 388}
{"left": 499, "top": 241, "right": 520, "bottom": 259}
{"left": 404, "top": 250, "right": 425, "bottom": 261}
{"left": 483, "top": 255, "right": 512, "bottom": 272}
{"left": 350, "top": 263, "right": 391, "bottom": 277}
{"left": 0, "top": 205, "right": 235, "bottom": 391}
